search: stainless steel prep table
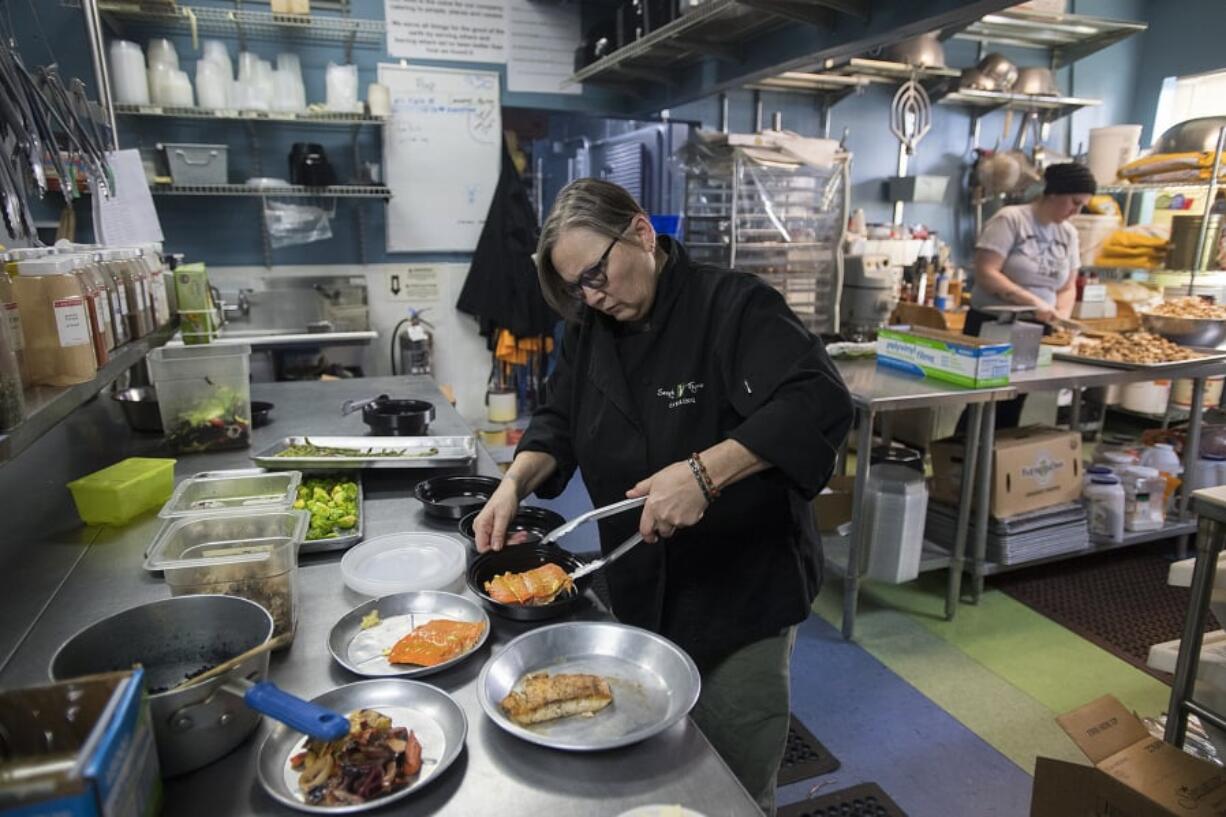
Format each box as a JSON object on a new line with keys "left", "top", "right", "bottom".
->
{"left": 833, "top": 360, "right": 1011, "bottom": 639}
{"left": 0, "top": 376, "right": 761, "bottom": 817}
{"left": 833, "top": 355, "right": 1226, "bottom": 640}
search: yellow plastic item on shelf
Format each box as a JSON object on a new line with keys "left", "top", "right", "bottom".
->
{"left": 67, "top": 457, "right": 176, "bottom": 526}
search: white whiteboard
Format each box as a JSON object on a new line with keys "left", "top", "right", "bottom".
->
{"left": 379, "top": 64, "right": 502, "bottom": 253}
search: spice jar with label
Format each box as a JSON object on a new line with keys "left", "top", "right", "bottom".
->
{"left": 14, "top": 256, "right": 97, "bottom": 386}
{"left": 96, "top": 249, "right": 131, "bottom": 346}
{"left": 0, "top": 271, "right": 28, "bottom": 386}
{"left": 117, "top": 249, "right": 152, "bottom": 339}
{"left": 138, "top": 246, "right": 171, "bottom": 329}
{"left": 86, "top": 260, "right": 117, "bottom": 352}
{"left": 68, "top": 254, "right": 110, "bottom": 367}
{"left": 0, "top": 308, "right": 23, "bottom": 431}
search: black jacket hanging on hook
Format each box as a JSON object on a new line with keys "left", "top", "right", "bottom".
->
{"left": 456, "top": 140, "right": 558, "bottom": 344}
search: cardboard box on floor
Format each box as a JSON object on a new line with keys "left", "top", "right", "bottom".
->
{"left": 813, "top": 475, "right": 855, "bottom": 532}
{"left": 931, "top": 425, "right": 1082, "bottom": 518}
{"left": 1031, "top": 694, "right": 1226, "bottom": 816}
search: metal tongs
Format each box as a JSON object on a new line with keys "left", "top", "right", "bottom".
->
{"left": 540, "top": 497, "right": 647, "bottom": 581}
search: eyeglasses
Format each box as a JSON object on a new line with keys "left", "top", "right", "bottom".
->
{"left": 561, "top": 233, "right": 619, "bottom": 302}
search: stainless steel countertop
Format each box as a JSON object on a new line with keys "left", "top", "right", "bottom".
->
{"left": 0, "top": 376, "right": 759, "bottom": 817}
{"left": 836, "top": 356, "right": 1226, "bottom": 411}
{"left": 835, "top": 359, "right": 1011, "bottom": 411}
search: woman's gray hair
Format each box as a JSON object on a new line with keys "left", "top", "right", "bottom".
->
{"left": 536, "top": 178, "right": 645, "bottom": 320}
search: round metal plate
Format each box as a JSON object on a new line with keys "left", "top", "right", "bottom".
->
{"left": 328, "top": 591, "right": 490, "bottom": 678}
{"left": 478, "top": 622, "right": 700, "bottom": 752}
{"left": 256, "top": 679, "right": 466, "bottom": 814}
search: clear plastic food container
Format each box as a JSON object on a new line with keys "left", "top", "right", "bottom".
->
{"left": 144, "top": 509, "right": 308, "bottom": 641}
{"left": 147, "top": 344, "right": 252, "bottom": 452}
{"left": 159, "top": 469, "right": 301, "bottom": 519}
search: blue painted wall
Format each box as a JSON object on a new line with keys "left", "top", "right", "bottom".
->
{"left": 11, "top": 0, "right": 1155, "bottom": 269}
{"left": 1130, "top": 0, "right": 1226, "bottom": 145}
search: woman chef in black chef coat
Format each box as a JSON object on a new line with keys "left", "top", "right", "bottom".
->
{"left": 473, "top": 179, "right": 852, "bottom": 815}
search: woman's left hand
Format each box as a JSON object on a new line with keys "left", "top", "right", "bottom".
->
{"left": 626, "top": 460, "right": 709, "bottom": 544}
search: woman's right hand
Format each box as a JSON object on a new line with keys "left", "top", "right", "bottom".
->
{"left": 1032, "top": 304, "right": 1059, "bottom": 324}
{"left": 473, "top": 478, "right": 521, "bottom": 553}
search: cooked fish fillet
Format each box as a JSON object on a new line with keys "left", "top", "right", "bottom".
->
{"left": 484, "top": 563, "right": 574, "bottom": 606}
{"left": 499, "top": 673, "right": 613, "bottom": 725}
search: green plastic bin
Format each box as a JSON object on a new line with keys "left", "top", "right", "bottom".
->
{"left": 68, "top": 457, "right": 177, "bottom": 526}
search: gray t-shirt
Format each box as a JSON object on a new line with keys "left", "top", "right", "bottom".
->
{"left": 972, "top": 204, "right": 1080, "bottom": 309}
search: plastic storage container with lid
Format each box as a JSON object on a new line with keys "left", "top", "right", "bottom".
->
{"left": 1192, "top": 454, "right": 1226, "bottom": 492}
{"left": 864, "top": 463, "right": 928, "bottom": 584}
{"left": 159, "top": 469, "right": 301, "bottom": 519}
{"left": 81, "top": 255, "right": 116, "bottom": 353}
{"left": 1141, "top": 443, "right": 1183, "bottom": 475}
{"left": 1086, "top": 474, "right": 1125, "bottom": 541}
{"left": 96, "top": 249, "right": 131, "bottom": 346}
{"left": 147, "top": 344, "right": 252, "bottom": 452}
{"left": 116, "top": 249, "right": 152, "bottom": 339}
{"left": 13, "top": 255, "right": 97, "bottom": 386}
{"left": 138, "top": 245, "right": 171, "bottom": 329}
{"left": 1120, "top": 465, "right": 1166, "bottom": 532}
{"left": 0, "top": 270, "right": 27, "bottom": 386}
{"left": 66, "top": 457, "right": 176, "bottom": 525}
{"left": 144, "top": 508, "right": 308, "bottom": 642}
{"left": 0, "top": 304, "right": 24, "bottom": 431}
{"left": 68, "top": 254, "right": 110, "bottom": 367}
{"left": 1084, "top": 464, "right": 1114, "bottom": 487}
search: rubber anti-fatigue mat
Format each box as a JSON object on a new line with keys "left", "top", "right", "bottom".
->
{"left": 778, "top": 715, "right": 840, "bottom": 785}
{"left": 777, "top": 783, "right": 907, "bottom": 817}
{"left": 992, "top": 543, "right": 1219, "bottom": 679}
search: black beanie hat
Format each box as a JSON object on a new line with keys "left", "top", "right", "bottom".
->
{"left": 1044, "top": 162, "right": 1097, "bottom": 196}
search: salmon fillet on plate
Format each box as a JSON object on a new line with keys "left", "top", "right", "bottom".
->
{"left": 499, "top": 672, "right": 614, "bottom": 725}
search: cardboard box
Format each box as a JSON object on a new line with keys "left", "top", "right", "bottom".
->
{"left": 877, "top": 325, "right": 1012, "bottom": 388}
{"left": 813, "top": 475, "right": 855, "bottom": 532}
{"left": 0, "top": 670, "right": 161, "bottom": 817}
{"left": 1031, "top": 694, "right": 1226, "bottom": 817}
{"left": 931, "top": 426, "right": 1082, "bottom": 518}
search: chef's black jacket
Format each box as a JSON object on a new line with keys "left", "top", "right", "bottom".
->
{"left": 516, "top": 236, "right": 853, "bottom": 670}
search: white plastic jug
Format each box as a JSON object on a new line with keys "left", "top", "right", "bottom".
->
{"left": 1088, "top": 125, "right": 1142, "bottom": 186}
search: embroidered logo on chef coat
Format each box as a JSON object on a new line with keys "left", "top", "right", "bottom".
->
{"left": 656, "top": 381, "right": 704, "bottom": 409}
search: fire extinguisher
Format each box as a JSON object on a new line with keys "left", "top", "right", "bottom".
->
{"left": 392, "top": 308, "right": 434, "bottom": 375}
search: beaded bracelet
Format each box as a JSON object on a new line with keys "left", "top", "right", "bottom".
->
{"left": 688, "top": 458, "right": 715, "bottom": 504}
{"left": 690, "top": 451, "right": 720, "bottom": 500}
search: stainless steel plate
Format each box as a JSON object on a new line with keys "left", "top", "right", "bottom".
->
{"left": 300, "top": 473, "right": 365, "bottom": 555}
{"left": 329, "top": 591, "right": 490, "bottom": 678}
{"left": 478, "top": 622, "right": 700, "bottom": 752}
{"left": 256, "top": 679, "right": 466, "bottom": 814}
{"left": 1054, "top": 350, "right": 1226, "bottom": 372}
{"left": 253, "top": 436, "right": 477, "bottom": 470}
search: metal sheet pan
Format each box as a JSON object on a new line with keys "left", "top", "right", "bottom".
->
{"left": 252, "top": 436, "right": 477, "bottom": 470}
{"left": 477, "top": 621, "right": 700, "bottom": 752}
{"left": 328, "top": 591, "right": 489, "bottom": 678}
{"left": 1053, "top": 349, "right": 1226, "bottom": 372}
{"left": 299, "top": 472, "right": 365, "bottom": 555}
{"left": 256, "top": 679, "right": 466, "bottom": 814}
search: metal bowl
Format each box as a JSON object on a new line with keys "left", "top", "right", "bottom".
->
{"left": 256, "top": 679, "right": 467, "bottom": 814}
{"left": 112, "top": 386, "right": 163, "bottom": 433}
{"left": 477, "top": 621, "right": 701, "bottom": 751}
{"left": 884, "top": 32, "right": 945, "bottom": 68}
{"left": 1141, "top": 312, "right": 1226, "bottom": 348}
{"left": 328, "top": 591, "right": 490, "bottom": 678}
{"left": 976, "top": 52, "right": 1018, "bottom": 91}
{"left": 50, "top": 595, "right": 274, "bottom": 776}
{"left": 467, "top": 544, "right": 591, "bottom": 621}
{"left": 1157, "top": 116, "right": 1226, "bottom": 154}
{"left": 1014, "top": 66, "right": 1061, "bottom": 96}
